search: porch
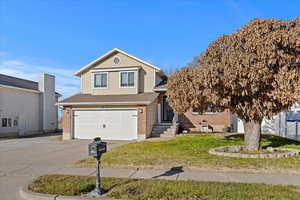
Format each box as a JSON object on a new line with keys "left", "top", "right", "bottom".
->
{"left": 152, "top": 92, "right": 179, "bottom": 137}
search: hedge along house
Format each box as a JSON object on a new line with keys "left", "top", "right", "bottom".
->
{"left": 0, "top": 73, "right": 60, "bottom": 137}
{"left": 59, "top": 48, "right": 235, "bottom": 141}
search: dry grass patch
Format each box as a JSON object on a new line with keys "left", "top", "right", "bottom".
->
{"left": 77, "top": 134, "right": 300, "bottom": 173}
{"left": 29, "top": 174, "right": 300, "bottom": 200}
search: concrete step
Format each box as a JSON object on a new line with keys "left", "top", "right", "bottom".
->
{"left": 163, "top": 131, "right": 175, "bottom": 135}
{"left": 153, "top": 124, "right": 172, "bottom": 127}
{"left": 152, "top": 127, "right": 171, "bottom": 130}
{"left": 166, "top": 127, "right": 176, "bottom": 131}
{"left": 160, "top": 133, "right": 176, "bottom": 138}
{"left": 151, "top": 123, "right": 175, "bottom": 137}
{"left": 152, "top": 126, "right": 169, "bottom": 129}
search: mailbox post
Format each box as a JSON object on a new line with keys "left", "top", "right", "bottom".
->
{"left": 88, "top": 137, "right": 107, "bottom": 195}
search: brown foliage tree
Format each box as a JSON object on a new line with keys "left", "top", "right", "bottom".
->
{"left": 167, "top": 17, "right": 300, "bottom": 151}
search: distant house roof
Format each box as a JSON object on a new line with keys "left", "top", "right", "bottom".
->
{"left": 0, "top": 73, "right": 61, "bottom": 96}
{"left": 154, "top": 79, "right": 167, "bottom": 91}
{"left": 59, "top": 93, "right": 159, "bottom": 106}
{"left": 0, "top": 73, "right": 39, "bottom": 91}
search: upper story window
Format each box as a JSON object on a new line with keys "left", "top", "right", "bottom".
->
{"left": 94, "top": 72, "right": 108, "bottom": 88}
{"left": 120, "top": 71, "right": 135, "bottom": 88}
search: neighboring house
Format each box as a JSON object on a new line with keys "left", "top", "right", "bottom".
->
{"left": 59, "top": 48, "right": 234, "bottom": 141}
{"left": 0, "top": 73, "right": 60, "bottom": 137}
{"left": 237, "top": 105, "right": 300, "bottom": 141}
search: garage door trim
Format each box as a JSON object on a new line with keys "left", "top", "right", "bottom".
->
{"left": 71, "top": 108, "right": 138, "bottom": 140}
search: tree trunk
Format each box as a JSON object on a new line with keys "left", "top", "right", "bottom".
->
{"left": 243, "top": 120, "right": 262, "bottom": 151}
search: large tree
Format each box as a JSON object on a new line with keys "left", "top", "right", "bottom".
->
{"left": 167, "top": 17, "right": 300, "bottom": 151}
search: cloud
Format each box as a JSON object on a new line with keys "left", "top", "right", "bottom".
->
{"left": 0, "top": 59, "right": 80, "bottom": 98}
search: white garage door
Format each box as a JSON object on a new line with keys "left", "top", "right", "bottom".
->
{"left": 73, "top": 109, "right": 138, "bottom": 140}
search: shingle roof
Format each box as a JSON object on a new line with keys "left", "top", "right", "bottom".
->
{"left": 154, "top": 79, "right": 167, "bottom": 90}
{"left": 0, "top": 73, "right": 61, "bottom": 96}
{"left": 0, "top": 73, "right": 39, "bottom": 91}
{"left": 59, "top": 93, "right": 159, "bottom": 105}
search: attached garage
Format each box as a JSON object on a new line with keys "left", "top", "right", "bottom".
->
{"left": 73, "top": 109, "right": 138, "bottom": 140}
{"left": 60, "top": 93, "right": 159, "bottom": 140}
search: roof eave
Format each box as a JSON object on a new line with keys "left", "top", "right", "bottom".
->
{"left": 153, "top": 88, "right": 167, "bottom": 92}
{"left": 57, "top": 101, "right": 152, "bottom": 106}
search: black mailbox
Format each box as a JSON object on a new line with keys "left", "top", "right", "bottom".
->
{"left": 88, "top": 137, "right": 107, "bottom": 196}
{"left": 88, "top": 137, "right": 107, "bottom": 158}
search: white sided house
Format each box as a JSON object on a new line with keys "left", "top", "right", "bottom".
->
{"left": 0, "top": 73, "right": 60, "bottom": 137}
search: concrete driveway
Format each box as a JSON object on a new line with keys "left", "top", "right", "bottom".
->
{"left": 0, "top": 134, "right": 129, "bottom": 200}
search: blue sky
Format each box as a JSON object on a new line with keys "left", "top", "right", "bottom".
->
{"left": 0, "top": 0, "right": 299, "bottom": 98}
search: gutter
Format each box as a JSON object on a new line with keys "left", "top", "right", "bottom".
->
{"left": 153, "top": 88, "right": 167, "bottom": 92}
{"left": 57, "top": 101, "right": 153, "bottom": 106}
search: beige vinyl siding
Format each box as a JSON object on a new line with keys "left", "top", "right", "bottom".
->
{"left": 81, "top": 52, "right": 156, "bottom": 95}
{"left": 146, "top": 98, "right": 158, "bottom": 137}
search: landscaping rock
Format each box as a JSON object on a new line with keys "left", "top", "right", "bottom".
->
{"left": 209, "top": 146, "right": 300, "bottom": 159}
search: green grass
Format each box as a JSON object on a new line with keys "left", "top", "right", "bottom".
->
{"left": 77, "top": 134, "right": 300, "bottom": 173}
{"left": 29, "top": 174, "right": 300, "bottom": 200}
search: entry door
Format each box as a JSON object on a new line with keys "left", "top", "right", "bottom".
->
{"left": 162, "top": 96, "right": 174, "bottom": 122}
{"left": 73, "top": 109, "right": 138, "bottom": 140}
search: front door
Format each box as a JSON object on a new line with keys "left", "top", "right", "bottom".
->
{"left": 162, "top": 96, "right": 174, "bottom": 122}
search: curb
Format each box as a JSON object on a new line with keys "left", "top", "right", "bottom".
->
{"left": 20, "top": 185, "right": 118, "bottom": 200}
{"left": 19, "top": 186, "right": 56, "bottom": 200}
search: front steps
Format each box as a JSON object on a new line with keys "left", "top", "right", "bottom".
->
{"left": 151, "top": 123, "right": 179, "bottom": 138}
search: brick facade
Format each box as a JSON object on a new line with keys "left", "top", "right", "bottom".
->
{"left": 137, "top": 105, "right": 147, "bottom": 140}
{"left": 180, "top": 109, "right": 231, "bottom": 132}
{"left": 62, "top": 107, "right": 72, "bottom": 140}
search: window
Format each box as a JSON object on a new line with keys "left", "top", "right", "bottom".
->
{"left": 120, "top": 72, "right": 135, "bottom": 88}
{"left": 2, "top": 118, "right": 7, "bottom": 127}
{"left": 8, "top": 118, "right": 12, "bottom": 127}
{"left": 13, "top": 119, "right": 18, "bottom": 127}
{"left": 94, "top": 73, "right": 108, "bottom": 88}
{"left": 113, "top": 57, "right": 120, "bottom": 64}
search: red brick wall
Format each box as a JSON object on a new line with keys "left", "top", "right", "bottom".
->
{"left": 137, "top": 105, "right": 147, "bottom": 139}
{"left": 180, "top": 109, "right": 231, "bottom": 132}
{"left": 62, "top": 107, "right": 72, "bottom": 140}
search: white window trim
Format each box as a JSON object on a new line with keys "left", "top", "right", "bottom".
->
{"left": 192, "top": 111, "right": 218, "bottom": 115}
{"left": 92, "top": 72, "right": 108, "bottom": 89}
{"left": 119, "top": 71, "right": 136, "bottom": 88}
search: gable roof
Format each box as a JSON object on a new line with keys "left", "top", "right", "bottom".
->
{"left": 0, "top": 73, "right": 61, "bottom": 96}
{"left": 74, "top": 48, "right": 163, "bottom": 76}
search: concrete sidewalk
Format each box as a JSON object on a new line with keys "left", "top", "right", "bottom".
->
{"left": 55, "top": 167, "right": 300, "bottom": 186}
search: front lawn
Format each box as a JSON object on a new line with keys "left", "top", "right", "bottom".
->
{"left": 77, "top": 134, "right": 300, "bottom": 173}
{"left": 29, "top": 174, "right": 300, "bottom": 200}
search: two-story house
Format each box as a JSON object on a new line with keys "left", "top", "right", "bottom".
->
{"left": 60, "top": 48, "right": 233, "bottom": 140}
